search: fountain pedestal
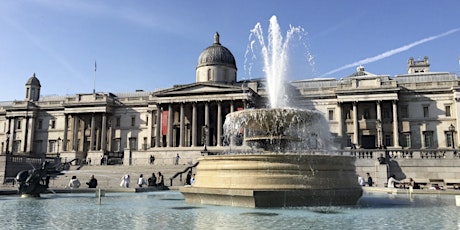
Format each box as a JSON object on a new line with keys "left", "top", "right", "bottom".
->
{"left": 180, "top": 154, "right": 362, "bottom": 207}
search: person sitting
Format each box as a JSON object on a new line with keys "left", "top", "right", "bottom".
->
{"left": 68, "top": 176, "right": 81, "bottom": 189}
{"left": 387, "top": 174, "right": 400, "bottom": 188}
{"left": 148, "top": 173, "right": 157, "bottom": 187}
{"left": 86, "top": 175, "right": 98, "bottom": 188}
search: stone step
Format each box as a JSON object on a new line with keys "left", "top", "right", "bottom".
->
{"left": 49, "top": 164, "right": 196, "bottom": 189}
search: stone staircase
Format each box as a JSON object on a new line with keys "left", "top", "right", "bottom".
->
{"left": 47, "top": 163, "right": 196, "bottom": 189}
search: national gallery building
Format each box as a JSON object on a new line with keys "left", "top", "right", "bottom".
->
{"left": 1, "top": 33, "right": 459, "bottom": 166}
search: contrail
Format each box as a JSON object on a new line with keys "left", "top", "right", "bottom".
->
{"left": 321, "top": 28, "right": 460, "bottom": 77}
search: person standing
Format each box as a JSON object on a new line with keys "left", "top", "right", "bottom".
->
{"left": 175, "top": 154, "right": 180, "bottom": 165}
{"left": 86, "top": 175, "right": 98, "bottom": 188}
{"left": 358, "top": 175, "right": 365, "bottom": 186}
{"left": 68, "top": 176, "right": 81, "bottom": 189}
{"left": 120, "top": 174, "right": 130, "bottom": 188}
{"left": 366, "top": 172, "right": 373, "bottom": 187}
{"left": 190, "top": 174, "right": 195, "bottom": 186}
{"left": 138, "top": 174, "right": 147, "bottom": 187}
{"left": 185, "top": 171, "right": 192, "bottom": 185}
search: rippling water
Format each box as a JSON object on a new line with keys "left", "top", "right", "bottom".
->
{"left": 0, "top": 191, "right": 458, "bottom": 229}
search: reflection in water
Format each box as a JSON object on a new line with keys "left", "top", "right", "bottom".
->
{"left": 0, "top": 191, "right": 458, "bottom": 229}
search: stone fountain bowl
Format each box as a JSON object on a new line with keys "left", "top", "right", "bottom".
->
{"left": 224, "top": 108, "right": 323, "bottom": 134}
{"left": 180, "top": 154, "right": 363, "bottom": 207}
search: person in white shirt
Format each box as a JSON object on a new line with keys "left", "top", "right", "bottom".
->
{"left": 68, "top": 176, "right": 81, "bottom": 189}
{"left": 358, "top": 175, "right": 365, "bottom": 186}
{"left": 138, "top": 174, "right": 147, "bottom": 187}
{"left": 387, "top": 174, "right": 400, "bottom": 188}
{"left": 120, "top": 174, "right": 130, "bottom": 188}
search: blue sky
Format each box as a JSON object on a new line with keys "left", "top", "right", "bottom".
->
{"left": 1, "top": 0, "right": 460, "bottom": 101}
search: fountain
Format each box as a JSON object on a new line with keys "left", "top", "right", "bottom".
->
{"left": 15, "top": 161, "right": 63, "bottom": 197}
{"left": 180, "top": 16, "right": 362, "bottom": 207}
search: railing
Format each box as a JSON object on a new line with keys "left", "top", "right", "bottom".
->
{"left": 169, "top": 162, "right": 199, "bottom": 186}
{"left": 214, "top": 148, "right": 460, "bottom": 160}
{"left": 339, "top": 149, "right": 460, "bottom": 160}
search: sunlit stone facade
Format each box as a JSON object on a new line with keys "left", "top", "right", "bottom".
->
{"left": 0, "top": 32, "right": 458, "bottom": 166}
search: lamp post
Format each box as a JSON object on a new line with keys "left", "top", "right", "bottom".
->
{"left": 5, "top": 130, "right": 10, "bottom": 154}
{"left": 449, "top": 124, "right": 455, "bottom": 149}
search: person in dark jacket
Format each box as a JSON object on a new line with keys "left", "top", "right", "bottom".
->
{"left": 86, "top": 175, "right": 98, "bottom": 188}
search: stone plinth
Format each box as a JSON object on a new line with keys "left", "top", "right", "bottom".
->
{"left": 180, "top": 154, "right": 362, "bottom": 207}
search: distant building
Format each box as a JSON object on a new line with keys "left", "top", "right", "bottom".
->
{"left": 0, "top": 33, "right": 459, "bottom": 166}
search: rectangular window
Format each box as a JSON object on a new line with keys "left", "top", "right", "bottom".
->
{"left": 129, "top": 137, "right": 137, "bottom": 150}
{"left": 113, "top": 138, "right": 121, "bottom": 152}
{"left": 13, "top": 140, "right": 21, "bottom": 153}
{"left": 402, "top": 133, "right": 411, "bottom": 148}
{"left": 445, "top": 105, "right": 451, "bottom": 117}
{"left": 384, "top": 134, "right": 391, "bottom": 147}
{"left": 49, "top": 140, "right": 56, "bottom": 153}
{"left": 17, "top": 120, "right": 21, "bottom": 130}
{"left": 423, "top": 105, "right": 429, "bottom": 118}
{"left": 116, "top": 117, "right": 121, "bottom": 127}
{"left": 131, "top": 116, "right": 136, "bottom": 126}
{"left": 447, "top": 132, "right": 454, "bottom": 147}
{"left": 328, "top": 109, "right": 334, "bottom": 121}
{"left": 424, "top": 131, "right": 433, "bottom": 148}
{"left": 51, "top": 120, "right": 56, "bottom": 129}
{"left": 143, "top": 137, "right": 148, "bottom": 150}
{"left": 146, "top": 115, "right": 149, "bottom": 126}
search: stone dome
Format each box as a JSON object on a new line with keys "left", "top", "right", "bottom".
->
{"left": 26, "top": 73, "right": 41, "bottom": 87}
{"left": 197, "top": 32, "right": 237, "bottom": 70}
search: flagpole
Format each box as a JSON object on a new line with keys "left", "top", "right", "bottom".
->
{"left": 93, "top": 61, "right": 97, "bottom": 94}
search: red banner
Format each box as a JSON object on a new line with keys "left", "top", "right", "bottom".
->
{"left": 161, "top": 110, "right": 168, "bottom": 135}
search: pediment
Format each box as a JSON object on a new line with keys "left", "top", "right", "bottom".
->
{"left": 155, "top": 82, "right": 244, "bottom": 97}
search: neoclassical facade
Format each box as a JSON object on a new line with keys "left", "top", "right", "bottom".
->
{"left": 0, "top": 33, "right": 459, "bottom": 165}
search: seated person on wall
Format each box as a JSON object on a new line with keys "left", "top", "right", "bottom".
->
{"left": 86, "top": 175, "right": 98, "bottom": 188}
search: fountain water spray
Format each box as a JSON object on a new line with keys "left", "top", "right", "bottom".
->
{"left": 228, "top": 16, "right": 329, "bottom": 151}
{"left": 246, "top": 15, "right": 313, "bottom": 108}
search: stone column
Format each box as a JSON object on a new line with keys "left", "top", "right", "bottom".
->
{"left": 90, "top": 113, "right": 96, "bottom": 151}
{"left": 73, "top": 115, "right": 79, "bottom": 151}
{"left": 179, "top": 103, "right": 185, "bottom": 147}
{"left": 107, "top": 117, "right": 113, "bottom": 152}
{"left": 230, "top": 101, "right": 234, "bottom": 113}
{"left": 205, "top": 102, "right": 210, "bottom": 146}
{"left": 101, "top": 113, "right": 107, "bottom": 152}
{"left": 392, "top": 101, "right": 400, "bottom": 147}
{"left": 6, "top": 118, "right": 11, "bottom": 154}
{"left": 192, "top": 103, "right": 197, "bottom": 147}
{"left": 167, "top": 104, "right": 173, "bottom": 147}
{"left": 63, "top": 114, "right": 68, "bottom": 151}
{"left": 217, "top": 102, "right": 222, "bottom": 146}
{"left": 155, "top": 107, "right": 161, "bottom": 148}
{"left": 148, "top": 110, "right": 154, "bottom": 148}
{"left": 337, "top": 102, "right": 343, "bottom": 147}
{"left": 353, "top": 102, "right": 359, "bottom": 145}
{"left": 376, "top": 101, "right": 382, "bottom": 148}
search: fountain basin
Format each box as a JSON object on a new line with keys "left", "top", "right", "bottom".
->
{"left": 180, "top": 154, "right": 363, "bottom": 207}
